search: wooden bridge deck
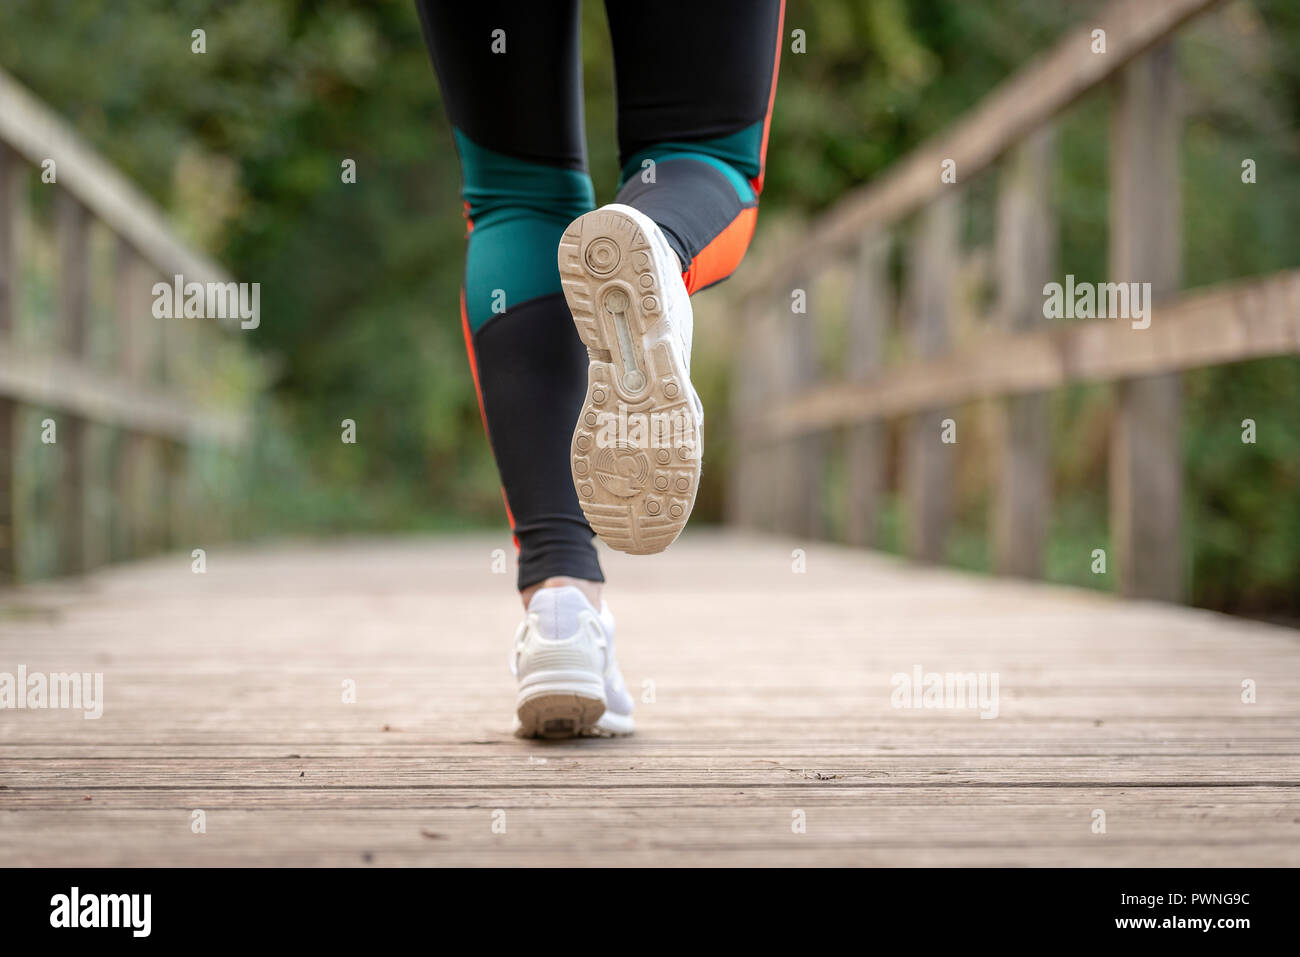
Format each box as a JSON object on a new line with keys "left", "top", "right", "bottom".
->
{"left": 1, "top": 531, "right": 1298, "bottom": 867}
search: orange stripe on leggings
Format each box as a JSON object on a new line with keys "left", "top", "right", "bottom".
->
{"left": 460, "top": 287, "right": 519, "bottom": 539}
{"left": 459, "top": 288, "right": 488, "bottom": 434}
{"left": 750, "top": 0, "right": 786, "bottom": 196}
{"left": 681, "top": 206, "right": 759, "bottom": 295}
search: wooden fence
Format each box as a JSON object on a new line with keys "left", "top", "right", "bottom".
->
{"left": 0, "top": 66, "right": 255, "bottom": 584}
{"left": 728, "top": 0, "right": 1299, "bottom": 601}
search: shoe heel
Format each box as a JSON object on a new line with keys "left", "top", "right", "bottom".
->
{"left": 515, "top": 692, "right": 606, "bottom": 740}
{"left": 515, "top": 671, "right": 606, "bottom": 740}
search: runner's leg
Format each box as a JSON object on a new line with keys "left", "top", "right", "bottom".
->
{"left": 415, "top": 3, "right": 603, "bottom": 592}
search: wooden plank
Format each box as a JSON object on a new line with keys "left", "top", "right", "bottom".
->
{"left": 1, "top": 799, "right": 1297, "bottom": 868}
{"left": 0, "top": 408, "right": 12, "bottom": 583}
{"left": 9, "top": 757, "right": 1300, "bottom": 790}
{"left": 991, "top": 128, "right": 1056, "bottom": 577}
{"left": 162, "top": 442, "right": 185, "bottom": 551}
{"left": 844, "top": 230, "right": 889, "bottom": 547}
{"left": 724, "top": 303, "right": 767, "bottom": 529}
{"left": 157, "top": 284, "right": 192, "bottom": 549}
{"left": 56, "top": 192, "right": 90, "bottom": 575}
{"left": 0, "top": 532, "right": 1296, "bottom": 866}
{"left": 162, "top": 306, "right": 203, "bottom": 550}
{"left": 0, "top": 145, "right": 16, "bottom": 330}
{"left": 773, "top": 275, "right": 823, "bottom": 537}
{"left": 735, "top": 0, "right": 1225, "bottom": 303}
{"left": 112, "top": 239, "right": 139, "bottom": 558}
{"left": 0, "top": 145, "right": 18, "bottom": 583}
{"left": 734, "top": 306, "right": 784, "bottom": 532}
{"left": 0, "top": 66, "right": 230, "bottom": 286}
{"left": 902, "top": 194, "right": 958, "bottom": 562}
{"left": 794, "top": 276, "right": 828, "bottom": 538}
{"left": 0, "top": 346, "right": 246, "bottom": 444}
{"left": 0, "top": 220, "right": 242, "bottom": 447}
{"left": 2, "top": 824, "right": 1297, "bottom": 868}
{"left": 111, "top": 240, "right": 163, "bottom": 557}
{"left": 1109, "top": 43, "right": 1183, "bottom": 602}
{"left": 757, "top": 269, "right": 1300, "bottom": 438}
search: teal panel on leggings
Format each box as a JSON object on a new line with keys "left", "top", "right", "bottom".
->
{"left": 618, "top": 122, "right": 764, "bottom": 200}
{"left": 455, "top": 129, "right": 595, "bottom": 331}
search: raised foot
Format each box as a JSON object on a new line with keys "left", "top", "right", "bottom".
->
{"left": 560, "top": 206, "right": 701, "bottom": 555}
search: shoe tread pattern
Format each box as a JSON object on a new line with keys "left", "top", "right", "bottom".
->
{"left": 560, "top": 208, "right": 701, "bottom": 555}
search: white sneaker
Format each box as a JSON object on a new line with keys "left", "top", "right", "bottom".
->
{"left": 558, "top": 203, "right": 703, "bottom": 555}
{"left": 511, "top": 586, "right": 634, "bottom": 738}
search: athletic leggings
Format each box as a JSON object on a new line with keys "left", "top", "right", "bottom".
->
{"left": 415, "top": 1, "right": 784, "bottom": 589}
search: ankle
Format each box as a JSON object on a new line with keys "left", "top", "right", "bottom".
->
{"left": 520, "top": 576, "right": 603, "bottom": 610}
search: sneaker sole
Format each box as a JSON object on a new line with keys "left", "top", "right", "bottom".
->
{"left": 514, "top": 673, "right": 606, "bottom": 740}
{"left": 558, "top": 206, "right": 701, "bottom": 556}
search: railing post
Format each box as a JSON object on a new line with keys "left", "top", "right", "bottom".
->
{"left": 0, "top": 146, "right": 19, "bottom": 583}
{"left": 756, "top": 306, "right": 786, "bottom": 533}
{"left": 991, "top": 127, "right": 1056, "bottom": 577}
{"left": 776, "top": 272, "right": 824, "bottom": 538}
{"left": 845, "top": 229, "right": 889, "bottom": 548}
{"left": 56, "top": 192, "right": 91, "bottom": 575}
{"left": 727, "top": 299, "right": 764, "bottom": 530}
{"left": 162, "top": 304, "right": 196, "bottom": 551}
{"left": 902, "top": 191, "right": 958, "bottom": 562}
{"left": 1109, "top": 42, "right": 1183, "bottom": 601}
{"left": 113, "top": 239, "right": 164, "bottom": 559}
{"left": 112, "top": 237, "right": 138, "bottom": 559}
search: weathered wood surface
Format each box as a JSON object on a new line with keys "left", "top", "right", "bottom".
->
{"left": 56, "top": 194, "right": 91, "bottom": 576}
{"left": 844, "top": 230, "right": 889, "bottom": 548}
{"left": 758, "top": 269, "right": 1300, "bottom": 440}
{"left": 0, "top": 145, "right": 18, "bottom": 581}
{"left": 902, "top": 193, "right": 958, "bottom": 563}
{"left": 1108, "top": 43, "right": 1184, "bottom": 602}
{"left": 991, "top": 128, "right": 1056, "bottom": 579}
{"left": 1, "top": 533, "right": 1297, "bottom": 866}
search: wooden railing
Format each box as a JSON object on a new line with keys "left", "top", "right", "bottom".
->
{"left": 0, "top": 67, "right": 257, "bottom": 583}
{"left": 728, "top": 0, "right": 1299, "bottom": 601}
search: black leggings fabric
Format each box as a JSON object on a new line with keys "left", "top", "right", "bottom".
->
{"left": 416, "top": 0, "right": 784, "bottom": 588}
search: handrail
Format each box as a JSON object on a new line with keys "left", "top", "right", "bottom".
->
{"left": 0, "top": 66, "right": 230, "bottom": 284}
{"left": 0, "top": 65, "right": 256, "bottom": 582}
{"left": 0, "top": 346, "right": 247, "bottom": 444}
{"left": 758, "top": 270, "right": 1300, "bottom": 438}
{"left": 736, "top": 0, "right": 1225, "bottom": 303}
